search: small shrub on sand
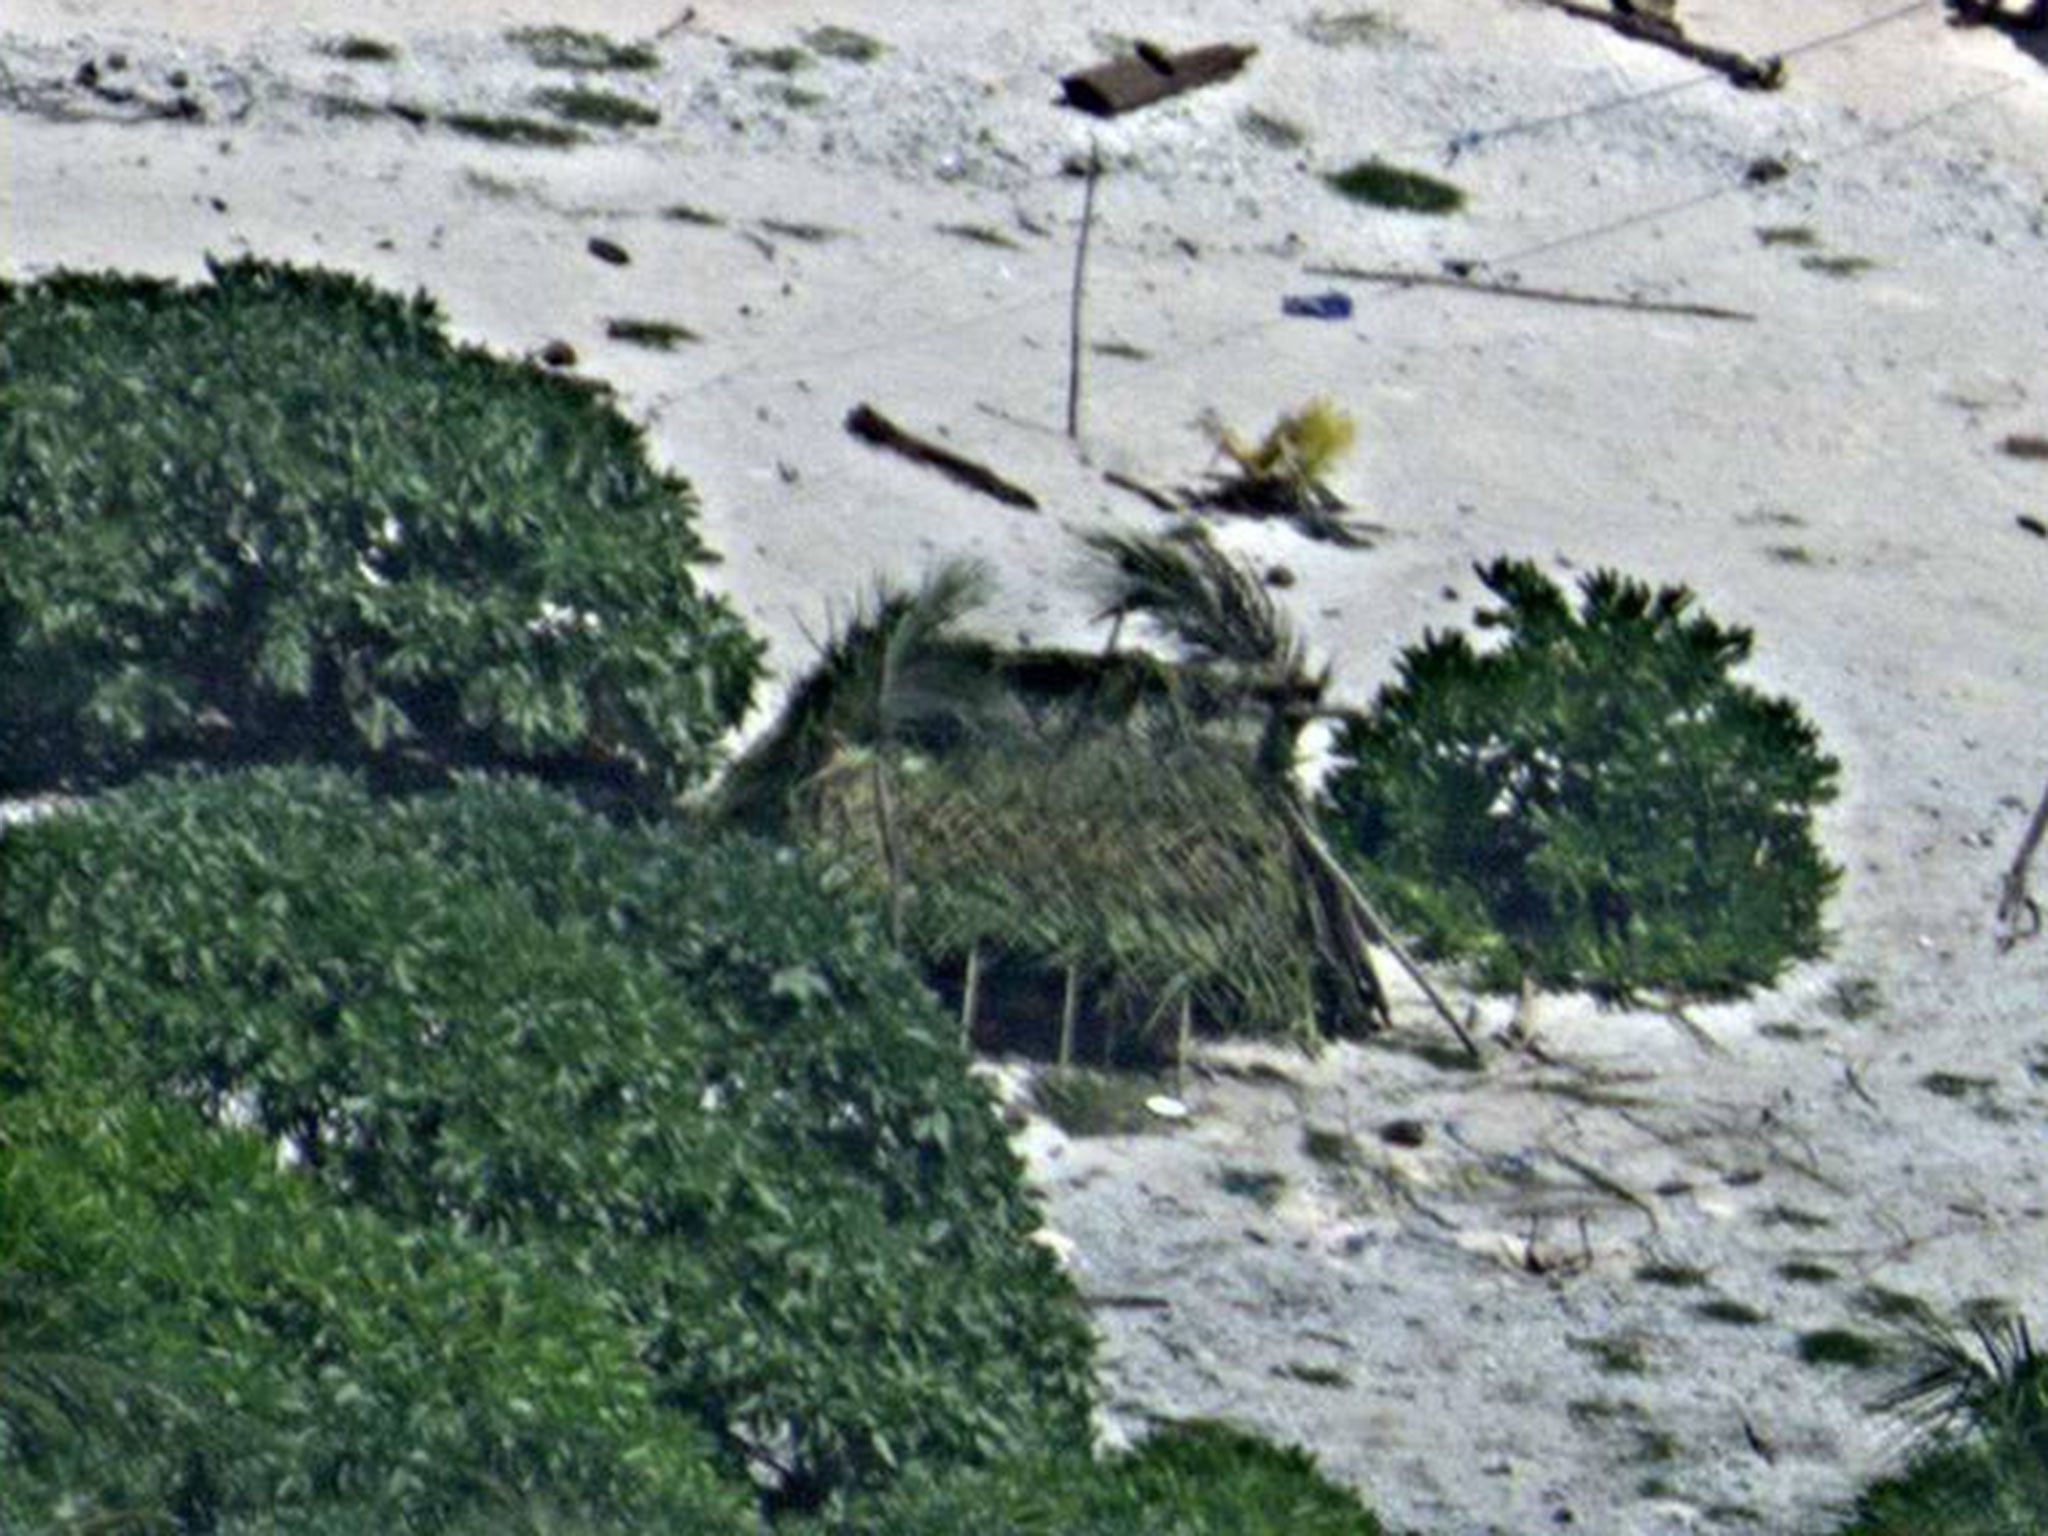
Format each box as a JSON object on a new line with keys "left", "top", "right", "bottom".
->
{"left": 508, "top": 25, "right": 658, "bottom": 71}
{"left": 1325, "top": 158, "right": 1464, "bottom": 214}
{"left": 534, "top": 84, "right": 660, "bottom": 128}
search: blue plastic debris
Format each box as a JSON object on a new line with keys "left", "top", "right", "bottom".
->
{"left": 1282, "top": 290, "right": 1353, "bottom": 320}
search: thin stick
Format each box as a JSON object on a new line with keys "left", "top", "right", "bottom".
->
{"left": 1176, "top": 993, "right": 1194, "bottom": 1098}
{"left": 1059, "top": 962, "right": 1081, "bottom": 1068}
{"left": 1278, "top": 800, "right": 1481, "bottom": 1060}
{"left": 1303, "top": 264, "right": 1755, "bottom": 323}
{"left": 1066, "top": 142, "right": 1101, "bottom": 439}
{"left": 960, "top": 941, "right": 982, "bottom": 1050}
{"left": 1997, "top": 771, "right": 2048, "bottom": 950}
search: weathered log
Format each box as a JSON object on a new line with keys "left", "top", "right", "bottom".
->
{"left": 844, "top": 403, "right": 1040, "bottom": 510}
{"left": 1532, "top": 0, "right": 1784, "bottom": 89}
{"left": 1061, "top": 41, "right": 1258, "bottom": 118}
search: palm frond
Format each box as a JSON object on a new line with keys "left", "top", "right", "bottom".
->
{"left": 1084, "top": 527, "right": 1306, "bottom": 681}
{"left": 1879, "top": 1313, "right": 2048, "bottom": 1451}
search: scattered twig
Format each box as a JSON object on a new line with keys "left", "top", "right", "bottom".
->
{"left": 1528, "top": 0, "right": 1786, "bottom": 89}
{"left": 1278, "top": 800, "right": 1480, "bottom": 1060}
{"left": 1541, "top": 1145, "right": 1661, "bottom": 1233}
{"left": 844, "top": 403, "right": 1041, "bottom": 510}
{"left": 1082, "top": 1292, "right": 1174, "bottom": 1311}
{"left": 1303, "top": 264, "right": 1756, "bottom": 322}
{"left": 1067, "top": 140, "right": 1101, "bottom": 439}
{"left": 1997, "top": 770, "right": 2048, "bottom": 950}
{"left": 1103, "top": 469, "right": 1183, "bottom": 512}
{"left": 1842, "top": 1059, "right": 1881, "bottom": 1110}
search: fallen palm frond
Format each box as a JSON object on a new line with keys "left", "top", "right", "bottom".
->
{"left": 1191, "top": 398, "right": 1378, "bottom": 545}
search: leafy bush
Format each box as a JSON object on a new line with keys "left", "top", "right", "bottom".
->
{"left": 1322, "top": 559, "right": 1839, "bottom": 999}
{"left": 814, "top": 1419, "right": 1384, "bottom": 1534}
{"left": 1, "top": 768, "right": 1094, "bottom": 1512}
{"left": 0, "top": 260, "right": 760, "bottom": 799}
{"left": 0, "top": 1062, "right": 750, "bottom": 1534}
{"left": 1324, "top": 158, "right": 1464, "bottom": 214}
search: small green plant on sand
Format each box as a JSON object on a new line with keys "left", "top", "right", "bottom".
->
{"left": 533, "top": 85, "right": 659, "bottom": 128}
{"left": 606, "top": 317, "right": 700, "bottom": 350}
{"left": 806, "top": 25, "right": 885, "bottom": 63}
{"left": 508, "top": 26, "right": 658, "bottom": 71}
{"left": 322, "top": 34, "right": 399, "bottom": 63}
{"left": 1033, "top": 1068, "right": 1165, "bottom": 1137}
{"left": 443, "top": 111, "right": 586, "bottom": 148}
{"left": 1325, "top": 158, "right": 1465, "bottom": 214}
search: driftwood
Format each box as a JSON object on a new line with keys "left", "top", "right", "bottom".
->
{"left": 844, "top": 403, "right": 1040, "bottom": 510}
{"left": 1061, "top": 41, "right": 1258, "bottom": 118}
{"left": 1304, "top": 263, "right": 1756, "bottom": 323}
{"left": 1531, "top": 0, "right": 1785, "bottom": 89}
{"left": 1997, "top": 772, "right": 2048, "bottom": 950}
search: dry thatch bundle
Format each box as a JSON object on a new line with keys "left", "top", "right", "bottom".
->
{"left": 801, "top": 710, "right": 1334, "bottom": 1051}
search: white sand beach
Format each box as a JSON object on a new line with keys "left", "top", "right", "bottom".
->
{"left": 8, "top": 1, "right": 2048, "bottom": 1528}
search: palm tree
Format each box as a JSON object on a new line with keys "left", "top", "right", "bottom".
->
{"left": 1084, "top": 526, "right": 1477, "bottom": 1056}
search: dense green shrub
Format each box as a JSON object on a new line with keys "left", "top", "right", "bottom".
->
{"left": 1322, "top": 559, "right": 1839, "bottom": 999}
{"left": 813, "top": 1420, "right": 1384, "bottom": 1534}
{"left": 1, "top": 768, "right": 1094, "bottom": 1513}
{"left": 0, "top": 259, "right": 760, "bottom": 799}
{"left": 0, "top": 1059, "right": 750, "bottom": 1534}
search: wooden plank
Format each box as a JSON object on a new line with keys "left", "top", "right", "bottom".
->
{"left": 844, "top": 403, "right": 1040, "bottom": 510}
{"left": 1061, "top": 41, "right": 1258, "bottom": 118}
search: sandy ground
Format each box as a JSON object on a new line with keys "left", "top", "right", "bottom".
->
{"left": 8, "top": 1, "right": 2048, "bottom": 1530}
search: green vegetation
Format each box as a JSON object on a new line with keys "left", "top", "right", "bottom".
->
{"left": 321, "top": 34, "right": 399, "bottom": 63}
{"left": 732, "top": 44, "right": 812, "bottom": 74}
{"left": 1200, "top": 397, "right": 1364, "bottom": 540}
{"left": 937, "top": 222, "right": 1023, "bottom": 249}
{"left": 1826, "top": 973, "right": 1884, "bottom": 1022}
{"left": 1, "top": 768, "right": 1097, "bottom": 1519}
{"left": 1572, "top": 1334, "right": 1653, "bottom": 1376}
{"left": 818, "top": 1420, "right": 1384, "bottom": 1534}
{"left": 1034, "top": 1068, "right": 1170, "bottom": 1136}
{"left": 1798, "top": 1328, "right": 1892, "bottom": 1370}
{"left": 806, "top": 25, "right": 886, "bottom": 63}
{"left": 1323, "top": 559, "right": 1839, "bottom": 1001}
{"left": 664, "top": 201, "right": 727, "bottom": 226}
{"left": 534, "top": 84, "right": 661, "bottom": 128}
{"left": 1218, "top": 1166, "right": 1288, "bottom": 1208}
{"left": 720, "top": 535, "right": 1396, "bottom": 1054}
{"left": 0, "top": 1070, "right": 750, "bottom": 1534}
{"left": 1635, "top": 1262, "right": 1711, "bottom": 1289}
{"left": 1801, "top": 254, "right": 1879, "bottom": 280}
{"left": 0, "top": 261, "right": 759, "bottom": 801}
{"left": 1324, "top": 159, "right": 1465, "bottom": 215}
{"left": 508, "top": 25, "right": 659, "bottom": 71}
{"left": 1780, "top": 1260, "right": 1842, "bottom": 1284}
{"left": 1694, "top": 1299, "right": 1771, "bottom": 1327}
{"left": 443, "top": 111, "right": 587, "bottom": 146}
{"left": 1240, "top": 107, "right": 1311, "bottom": 149}
{"left": 1756, "top": 224, "right": 1820, "bottom": 247}
{"left": 606, "top": 316, "right": 702, "bottom": 350}
{"left": 1839, "top": 1316, "right": 2048, "bottom": 1533}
